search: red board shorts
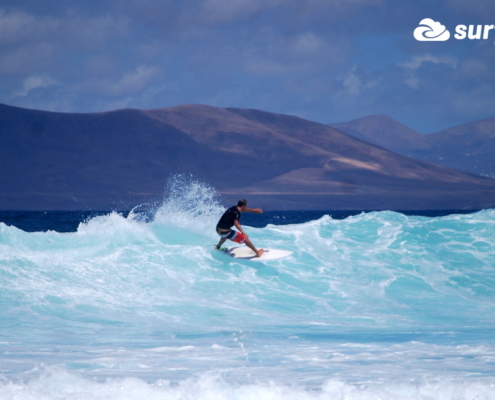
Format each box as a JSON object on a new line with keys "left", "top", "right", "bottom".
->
{"left": 217, "top": 228, "right": 246, "bottom": 244}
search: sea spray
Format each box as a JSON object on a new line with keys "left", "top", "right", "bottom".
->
{"left": 1, "top": 368, "right": 495, "bottom": 400}
{"left": 152, "top": 174, "right": 225, "bottom": 234}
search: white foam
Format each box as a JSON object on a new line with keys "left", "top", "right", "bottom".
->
{"left": 1, "top": 368, "right": 495, "bottom": 400}
{"left": 152, "top": 174, "right": 225, "bottom": 237}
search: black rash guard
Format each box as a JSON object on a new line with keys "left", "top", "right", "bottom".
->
{"left": 216, "top": 206, "right": 241, "bottom": 230}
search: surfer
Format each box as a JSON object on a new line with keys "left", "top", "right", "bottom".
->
{"left": 215, "top": 199, "right": 265, "bottom": 257}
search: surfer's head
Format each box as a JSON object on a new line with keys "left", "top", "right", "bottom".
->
{"left": 237, "top": 199, "right": 247, "bottom": 209}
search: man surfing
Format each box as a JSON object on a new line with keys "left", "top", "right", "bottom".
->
{"left": 215, "top": 199, "right": 265, "bottom": 257}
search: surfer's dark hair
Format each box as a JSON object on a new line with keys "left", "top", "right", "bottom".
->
{"left": 238, "top": 199, "right": 247, "bottom": 207}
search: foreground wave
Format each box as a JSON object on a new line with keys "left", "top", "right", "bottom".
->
{"left": 1, "top": 368, "right": 495, "bottom": 400}
{"left": 1, "top": 178, "right": 495, "bottom": 397}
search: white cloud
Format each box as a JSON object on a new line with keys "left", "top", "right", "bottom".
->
{"left": 342, "top": 69, "right": 361, "bottom": 95}
{"left": 198, "top": 0, "right": 383, "bottom": 26}
{"left": 0, "top": 10, "right": 51, "bottom": 44}
{"left": 68, "top": 14, "right": 131, "bottom": 49}
{"left": 0, "top": 9, "right": 130, "bottom": 48}
{"left": 14, "top": 75, "right": 57, "bottom": 97}
{"left": 80, "top": 65, "right": 162, "bottom": 97}
{"left": 200, "top": 0, "right": 284, "bottom": 23}
{"left": 399, "top": 54, "right": 457, "bottom": 70}
{"left": 291, "top": 33, "right": 325, "bottom": 55}
{"left": 241, "top": 27, "right": 349, "bottom": 79}
{"left": 403, "top": 77, "right": 420, "bottom": 89}
{"left": 94, "top": 97, "right": 134, "bottom": 112}
{"left": 341, "top": 66, "right": 378, "bottom": 95}
{"left": 398, "top": 54, "right": 457, "bottom": 89}
{"left": 0, "top": 8, "right": 132, "bottom": 86}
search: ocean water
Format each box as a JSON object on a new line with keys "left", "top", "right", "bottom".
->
{"left": 1, "top": 179, "right": 495, "bottom": 399}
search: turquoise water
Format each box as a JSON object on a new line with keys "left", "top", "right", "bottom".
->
{"left": 1, "top": 181, "right": 495, "bottom": 399}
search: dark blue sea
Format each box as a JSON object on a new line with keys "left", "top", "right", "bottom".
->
{"left": 1, "top": 180, "right": 494, "bottom": 399}
{"left": 0, "top": 209, "right": 479, "bottom": 233}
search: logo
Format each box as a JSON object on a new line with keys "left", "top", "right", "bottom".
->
{"left": 414, "top": 19, "right": 495, "bottom": 43}
{"left": 414, "top": 18, "right": 450, "bottom": 41}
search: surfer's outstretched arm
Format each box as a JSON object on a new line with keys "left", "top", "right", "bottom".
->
{"left": 243, "top": 207, "right": 263, "bottom": 214}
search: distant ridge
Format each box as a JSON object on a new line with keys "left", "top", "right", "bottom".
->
{"left": 330, "top": 115, "right": 495, "bottom": 179}
{"left": 427, "top": 117, "right": 495, "bottom": 179}
{"left": 1, "top": 102, "right": 495, "bottom": 210}
{"left": 330, "top": 115, "right": 431, "bottom": 156}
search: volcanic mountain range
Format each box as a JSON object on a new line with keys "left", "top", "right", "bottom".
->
{"left": 330, "top": 115, "right": 495, "bottom": 179}
{"left": 1, "top": 102, "right": 495, "bottom": 210}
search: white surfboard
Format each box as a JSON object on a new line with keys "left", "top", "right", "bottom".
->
{"left": 220, "top": 246, "right": 293, "bottom": 261}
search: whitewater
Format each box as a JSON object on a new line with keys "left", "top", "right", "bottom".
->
{"left": 1, "top": 179, "right": 495, "bottom": 399}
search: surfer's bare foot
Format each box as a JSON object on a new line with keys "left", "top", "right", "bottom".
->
{"left": 256, "top": 249, "right": 265, "bottom": 257}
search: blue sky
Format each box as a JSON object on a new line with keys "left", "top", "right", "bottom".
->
{"left": 1, "top": 0, "right": 495, "bottom": 133}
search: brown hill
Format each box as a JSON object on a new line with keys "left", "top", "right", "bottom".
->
{"left": 1, "top": 103, "right": 495, "bottom": 210}
{"left": 330, "top": 115, "right": 495, "bottom": 179}
{"left": 330, "top": 115, "right": 431, "bottom": 157}
{"left": 426, "top": 118, "right": 495, "bottom": 179}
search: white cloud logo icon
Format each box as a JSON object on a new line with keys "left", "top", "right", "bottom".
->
{"left": 414, "top": 18, "right": 450, "bottom": 41}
